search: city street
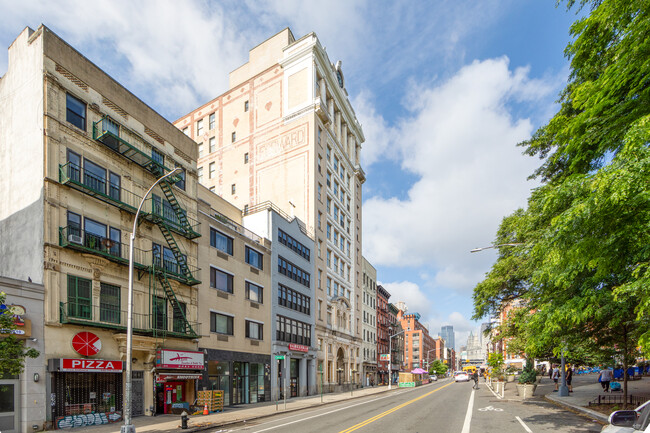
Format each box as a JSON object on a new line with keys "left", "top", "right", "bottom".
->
{"left": 214, "top": 380, "right": 603, "bottom": 433}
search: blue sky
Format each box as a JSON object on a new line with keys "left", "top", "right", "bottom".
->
{"left": 0, "top": 0, "right": 581, "bottom": 350}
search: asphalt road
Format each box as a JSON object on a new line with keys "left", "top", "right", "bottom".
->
{"left": 217, "top": 379, "right": 603, "bottom": 433}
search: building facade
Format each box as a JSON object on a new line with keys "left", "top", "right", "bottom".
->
{"left": 196, "top": 187, "right": 273, "bottom": 406}
{"left": 361, "top": 257, "right": 377, "bottom": 386}
{"left": 242, "top": 202, "right": 317, "bottom": 399}
{"left": 0, "top": 276, "right": 45, "bottom": 433}
{"left": 1, "top": 26, "right": 204, "bottom": 428}
{"left": 387, "top": 303, "right": 404, "bottom": 381}
{"left": 174, "top": 28, "right": 366, "bottom": 390}
{"left": 439, "top": 325, "right": 455, "bottom": 352}
{"left": 398, "top": 310, "right": 435, "bottom": 371}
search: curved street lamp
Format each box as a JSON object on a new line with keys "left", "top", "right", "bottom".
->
{"left": 123, "top": 167, "right": 181, "bottom": 433}
{"left": 470, "top": 243, "right": 524, "bottom": 253}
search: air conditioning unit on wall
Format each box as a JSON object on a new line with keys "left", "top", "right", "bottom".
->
{"left": 68, "top": 234, "right": 83, "bottom": 245}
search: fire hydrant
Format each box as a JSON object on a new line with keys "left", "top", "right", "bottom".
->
{"left": 180, "top": 411, "right": 188, "bottom": 429}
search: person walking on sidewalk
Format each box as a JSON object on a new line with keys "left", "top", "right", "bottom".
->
{"left": 599, "top": 367, "right": 613, "bottom": 392}
{"left": 472, "top": 370, "right": 479, "bottom": 389}
{"left": 566, "top": 364, "right": 573, "bottom": 392}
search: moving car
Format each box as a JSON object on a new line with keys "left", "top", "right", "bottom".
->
{"left": 603, "top": 400, "right": 650, "bottom": 432}
{"left": 454, "top": 371, "right": 470, "bottom": 382}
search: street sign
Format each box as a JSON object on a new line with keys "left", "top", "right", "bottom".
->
{"left": 275, "top": 355, "right": 285, "bottom": 360}
{"left": 379, "top": 354, "right": 390, "bottom": 361}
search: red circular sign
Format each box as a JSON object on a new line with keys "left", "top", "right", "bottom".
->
{"left": 72, "top": 332, "right": 102, "bottom": 356}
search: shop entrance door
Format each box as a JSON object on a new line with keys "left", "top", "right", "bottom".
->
{"left": 131, "top": 371, "right": 144, "bottom": 417}
{"left": 0, "top": 376, "right": 19, "bottom": 433}
{"left": 289, "top": 359, "right": 298, "bottom": 398}
{"left": 163, "top": 382, "right": 184, "bottom": 414}
{"left": 232, "top": 362, "right": 249, "bottom": 405}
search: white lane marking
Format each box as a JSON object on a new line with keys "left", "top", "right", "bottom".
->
{"left": 516, "top": 416, "right": 534, "bottom": 433}
{"left": 478, "top": 406, "right": 503, "bottom": 412}
{"left": 461, "top": 389, "right": 475, "bottom": 433}
{"left": 229, "top": 386, "right": 430, "bottom": 432}
{"left": 486, "top": 382, "right": 503, "bottom": 400}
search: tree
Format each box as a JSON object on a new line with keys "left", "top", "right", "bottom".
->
{"left": 428, "top": 360, "right": 448, "bottom": 376}
{"left": 473, "top": 0, "right": 650, "bottom": 405}
{"left": 0, "top": 292, "right": 39, "bottom": 376}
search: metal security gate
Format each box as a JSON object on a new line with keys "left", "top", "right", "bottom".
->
{"left": 131, "top": 371, "right": 144, "bottom": 417}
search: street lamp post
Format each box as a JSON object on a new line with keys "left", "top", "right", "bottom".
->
{"left": 470, "top": 243, "right": 524, "bottom": 253}
{"left": 388, "top": 330, "right": 404, "bottom": 390}
{"left": 558, "top": 346, "right": 570, "bottom": 397}
{"left": 426, "top": 349, "right": 436, "bottom": 372}
{"left": 123, "top": 168, "right": 181, "bottom": 433}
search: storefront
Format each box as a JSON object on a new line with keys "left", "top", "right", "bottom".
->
{"left": 272, "top": 343, "right": 317, "bottom": 399}
{"left": 48, "top": 358, "right": 124, "bottom": 429}
{"left": 201, "top": 348, "right": 271, "bottom": 406}
{"left": 154, "top": 349, "right": 203, "bottom": 415}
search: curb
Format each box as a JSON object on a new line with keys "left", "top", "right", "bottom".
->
{"left": 543, "top": 394, "right": 608, "bottom": 425}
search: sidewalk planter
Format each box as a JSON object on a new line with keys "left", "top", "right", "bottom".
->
{"left": 494, "top": 381, "right": 506, "bottom": 394}
{"left": 516, "top": 383, "right": 537, "bottom": 399}
{"left": 506, "top": 374, "right": 515, "bottom": 383}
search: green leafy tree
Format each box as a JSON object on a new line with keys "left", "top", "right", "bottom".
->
{"left": 473, "top": 0, "right": 650, "bottom": 405}
{"left": 0, "top": 292, "right": 39, "bottom": 376}
{"left": 428, "top": 360, "right": 448, "bottom": 376}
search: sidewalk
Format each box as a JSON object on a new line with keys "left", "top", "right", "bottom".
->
{"left": 58, "top": 383, "right": 411, "bottom": 433}
{"left": 486, "top": 373, "right": 650, "bottom": 423}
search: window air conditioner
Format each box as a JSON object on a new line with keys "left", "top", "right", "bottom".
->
{"left": 68, "top": 234, "right": 83, "bottom": 245}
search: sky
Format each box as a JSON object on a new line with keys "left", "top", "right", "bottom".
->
{"left": 0, "top": 0, "right": 583, "bottom": 351}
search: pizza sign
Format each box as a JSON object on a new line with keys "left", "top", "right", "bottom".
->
{"left": 60, "top": 359, "right": 123, "bottom": 372}
{"left": 72, "top": 332, "right": 102, "bottom": 356}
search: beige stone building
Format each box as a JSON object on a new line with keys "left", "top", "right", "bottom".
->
{"left": 175, "top": 28, "right": 366, "bottom": 389}
{"left": 0, "top": 26, "right": 204, "bottom": 429}
{"left": 196, "top": 186, "right": 272, "bottom": 406}
{"left": 361, "top": 257, "right": 377, "bottom": 386}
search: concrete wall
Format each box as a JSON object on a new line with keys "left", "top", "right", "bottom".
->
{"left": 0, "top": 27, "right": 45, "bottom": 283}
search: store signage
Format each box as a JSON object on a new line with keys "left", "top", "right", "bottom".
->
{"left": 60, "top": 359, "right": 124, "bottom": 372}
{"left": 275, "top": 355, "right": 285, "bottom": 360}
{"left": 156, "top": 349, "right": 204, "bottom": 369}
{"left": 380, "top": 354, "right": 390, "bottom": 361}
{"left": 155, "top": 373, "right": 203, "bottom": 383}
{"left": 72, "top": 331, "right": 102, "bottom": 356}
{"left": 0, "top": 304, "right": 32, "bottom": 338}
{"left": 288, "top": 343, "right": 308, "bottom": 353}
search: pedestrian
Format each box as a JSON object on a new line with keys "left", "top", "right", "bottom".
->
{"left": 566, "top": 364, "right": 573, "bottom": 392}
{"left": 552, "top": 365, "right": 560, "bottom": 391}
{"left": 549, "top": 364, "right": 554, "bottom": 382}
{"left": 599, "top": 367, "right": 613, "bottom": 393}
{"left": 472, "top": 370, "right": 479, "bottom": 389}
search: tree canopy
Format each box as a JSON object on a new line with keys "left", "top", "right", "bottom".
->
{"left": 0, "top": 292, "right": 39, "bottom": 376}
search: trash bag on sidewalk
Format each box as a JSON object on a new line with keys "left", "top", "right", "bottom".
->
{"left": 610, "top": 381, "right": 622, "bottom": 392}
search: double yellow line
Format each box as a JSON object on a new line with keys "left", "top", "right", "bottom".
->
{"left": 338, "top": 382, "right": 454, "bottom": 433}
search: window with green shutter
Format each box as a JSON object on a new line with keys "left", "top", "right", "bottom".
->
{"left": 67, "top": 275, "right": 92, "bottom": 319}
{"left": 100, "top": 283, "right": 121, "bottom": 324}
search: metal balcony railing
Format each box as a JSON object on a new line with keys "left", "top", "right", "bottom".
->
{"left": 59, "top": 226, "right": 149, "bottom": 269}
{"left": 60, "top": 301, "right": 200, "bottom": 339}
{"left": 146, "top": 197, "right": 200, "bottom": 239}
{"left": 59, "top": 162, "right": 143, "bottom": 213}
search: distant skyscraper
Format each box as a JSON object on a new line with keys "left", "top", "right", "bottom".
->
{"left": 439, "top": 325, "right": 455, "bottom": 351}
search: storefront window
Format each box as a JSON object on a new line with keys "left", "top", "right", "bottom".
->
{"left": 208, "top": 361, "right": 230, "bottom": 407}
{"left": 52, "top": 372, "right": 122, "bottom": 419}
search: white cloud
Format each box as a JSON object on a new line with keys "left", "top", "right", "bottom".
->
{"left": 362, "top": 57, "right": 549, "bottom": 295}
{"left": 381, "top": 280, "right": 432, "bottom": 321}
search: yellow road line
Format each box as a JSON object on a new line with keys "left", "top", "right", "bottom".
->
{"left": 338, "top": 382, "right": 454, "bottom": 433}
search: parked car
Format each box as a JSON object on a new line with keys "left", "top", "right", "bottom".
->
{"left": 454, "top": 371, "right": 470, "bottom": 382}
{"left": 602, "top": 400, "right": 650, "bottom": 432}
{"left": 430, "top": 374, "right": 438, "bottom": 381}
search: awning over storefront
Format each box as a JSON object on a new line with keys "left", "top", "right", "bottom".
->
{"left": 155, "top": 373, "right": 202, "bottom": 383}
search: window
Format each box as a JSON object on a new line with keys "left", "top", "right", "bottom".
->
{"left": 318, "top": 127, "right": 322, "bottom": 144}
{"left": 66, "top": 149, "right": 81, "bottom": 183}
{"left": 209, "top": 162, "right": 216, "bottom": 179}
{"left": 67, "top": 275, "right": 91, "bottom": 319}
{"left": 327, "top": 278, "right": 331, "bottom": 296}
{"left": 210, "top": 267, "right": 233, "bottom": 293}
{"left": 198, "top": 143, "right": 204, "bottom": 158}
{"left": 66, "top": 93, "right": 86, "bottom": 130}
{"left": 246, "top": 320, "right": 263, "bottom": 340}
{"left": 231, "top": 184, "right": 236, "bottom": 195}
{"left": 175, "top": 164, "right": 186, "bottom": 191}
{"left": 196, "top": 119, "right": 203, "bottom": 136}
{"left": 244, "top": 153, "right": 249, "bottom": 164}
{"left": 209, "top": 186, "right": 216, "bottom": 192}
{"left": 277, "top": 229, "right": 310, "bottom": 261}
{"left": 109, "top": 172, "right": 120, "bottom": 202}
{"left": 210, "top": 228, "right": 233, "bottom": 255}
{"left": 246, "top": 247, "right": 263, "bottom": 270}
{"left": 326, "top": 223, "right": 331, "bottom": 240}
{"left": 318, "top": 269, "right": 322, "bottom": 288}
{"left": 278, "top": 256, "right": 310, "bottom": 287}
{"left": 318, "top": 212, "right": 322, "bottom": 229}
{"left": 232, "top": 132, "right": 236, "bottom": 142}
{"left": 209, "top": 113, "right": 216, "bottom": 130}
{"left": 209, "top": 137, "right": 216, "bottom": 153}
{"left": 182, "top": 127, "right": 189, "bottom": 136}
{"left": 278, "top": 284, "right": 310, "bottom": 315}
{"left": 153, "top": 296, "right": 167, "bottom": 330}
{"left": 276, "top": 315, "right": 311, "bottom": 345}
{"left": 318, "top": 184, "right": 322, "bottom": 201}
{"left": 244, "top": 100, "right": 249, "bottom": 112}
{"left": 84, "top": 217, "right": 106, "bottom": 251}
{"left": 84, "top": 158, "right": 107, "bottom": 195}
{"left": 198, "top": 167, "right": 203, "bottom": 183}
{"left": 67, "top": 211, "right": 82, "bottom": 237}
{"left": 173, "top": 302, "right": 187, "bottom": 333}
{"left": 246, "top": 281, "right": 263, "bottom": 303}
{"left": 152, "top": 148, "right": 164, "bottom": 167}
{"left": 211, "top": 312, "right": 233, "bottom": 335}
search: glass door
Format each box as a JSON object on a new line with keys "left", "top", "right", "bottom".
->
{"left": 0, "top": 377, "right": 19, "bottom": 433}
